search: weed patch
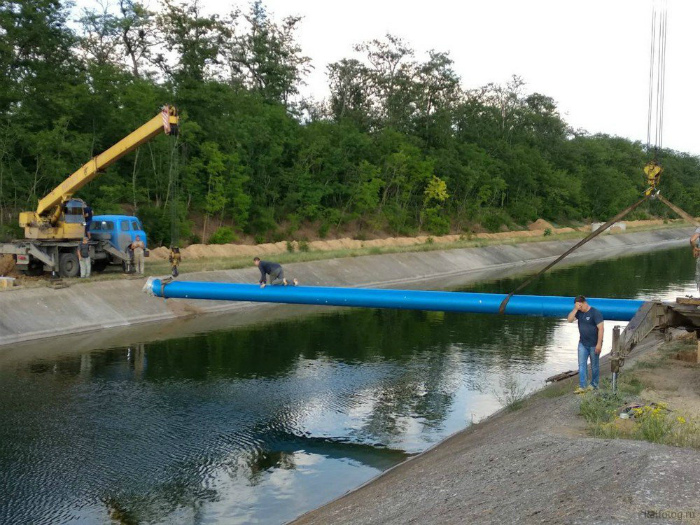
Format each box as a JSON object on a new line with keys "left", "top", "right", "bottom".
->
{"left": 494, "top": 375, "right": 528, "bottom": 412}
{"left": 580, "top": 374, "right": 700, "bottom": 449}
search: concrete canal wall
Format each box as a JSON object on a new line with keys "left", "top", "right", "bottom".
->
{"left": 0, "top": 227, "right": 693, "bottom": 347}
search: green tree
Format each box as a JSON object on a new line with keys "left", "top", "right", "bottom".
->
{"left": 1, "top": 0, "right": 699, "bottom": 246}
{"left": 156, "top": 0, "right": 223, "bottom": 83}
{"left": 222, "top": 1, "right": 311, "bottom": 104}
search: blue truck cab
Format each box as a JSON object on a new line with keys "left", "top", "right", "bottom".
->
{"left": 90, "top": 214, "right": 148, "bottom": 253}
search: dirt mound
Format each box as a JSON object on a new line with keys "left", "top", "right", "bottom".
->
{"left": 318, "top": 239, "right": 348, "bottom": 251}
{"left": 182, "top": 244, "right": 210, "bottom": 259}
{"left": 438, "top": 235, "right": 460, "bottom": 243}
{"left": 179, "top": 242, "right": 289, "bottom": 260}
{"left": 149, "top": 247, "right": 170, "bottom": 260}
{"left": 0, "top": 255, "right": 15, "bottom": 276}
{"left": 528, "top": 219, "right": 554, "bottom": 231}
{"left": 308, "top": 240, "right": 334, "bottom": 251}
{"left": 625, "top": 219, "right": 665, "bottom": 228}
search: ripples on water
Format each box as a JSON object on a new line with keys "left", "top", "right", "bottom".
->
{"left": 0, "top": 247, "right": 694, "bottom": 524}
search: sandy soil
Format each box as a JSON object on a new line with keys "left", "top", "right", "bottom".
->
{"left": 294, "top": 334, "right": 700, "bottom": 525}
{"left": 0, "top": 255, "right": 14, "bottom": 276}
{"left": 635, "top": 337, "right": 700, "bottom": 420}
{"left": 528, "top": 218, "right": 554, "bottom": 231}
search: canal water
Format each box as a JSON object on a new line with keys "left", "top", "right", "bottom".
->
{"left": 0, "top": 247, "right": 695, "bottom": 524}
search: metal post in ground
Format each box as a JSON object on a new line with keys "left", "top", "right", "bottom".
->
{"left": 611, "top": 326, "right": 621, "bottom": 393}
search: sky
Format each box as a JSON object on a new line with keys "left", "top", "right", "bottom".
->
{"left": 78, "top": 0, "right": 700, "bottom": 155}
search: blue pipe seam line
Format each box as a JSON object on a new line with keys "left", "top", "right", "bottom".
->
{"left": 144, "top": 278, "right": 644, "bottom": 321}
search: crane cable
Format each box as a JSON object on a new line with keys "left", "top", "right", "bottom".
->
{"left": 497, "top": 193, "right": 651, "bottom": 314}
{"left": 167, "top": 134, "right": 180, "bottom": 248}
{"left": 646, "top": 0, "right": 668, "bottom": 159}
{"left": 643, "top": 0, "right": 668, "bottom": 194}
{"left": 645, "top": 3, "right": 697, "bottom": 226}
{"left": 498, "top": 2, "right": 671, "bottom": 314}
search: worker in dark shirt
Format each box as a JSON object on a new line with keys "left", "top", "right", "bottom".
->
{"left": 77, "top": 237, "right": 91, "bottom": 278}
{"left": 567, "top": 295, "right": 604, "bottom": 394}
{"left": 83, "top": 205, "right": 93, "bottom": 238}
{"left": 253, "top": 257, "right": 298, "bottom": 288}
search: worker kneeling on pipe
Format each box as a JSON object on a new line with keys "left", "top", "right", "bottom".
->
{"left": 253, "top": 257, "right": 298, "bottom": 288}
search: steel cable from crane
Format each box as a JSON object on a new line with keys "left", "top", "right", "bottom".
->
{"left": 647, "top": 0, "right": 668, "bottom": 158}
{"left": 646, "top": 4, "right": 657, "bottom": 150}
{"left": 655, "top": 193, "right": 699, "bottom": 228}
{"left": 167, "top": 134, "right": 180, "bottom": 248}
{"left": 498, "top": 193, "right": 651, "bottom": 314}
{"left": 642, "top": 5, "right": 697, "bottom": 233}
{"left": 499, "top": 2, "right": 673, "bottom": 314}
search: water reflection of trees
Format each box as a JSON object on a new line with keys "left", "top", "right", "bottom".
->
{"left": 131, "top": 308, "right": 557, "bottom": 379}
{"left": 134, "top": 308, "right": 559, "bottom": 459}
{"left": 8, "top": 306, "right": 564, "bottom": 523}
{"left": 467, "top": 247, "right": 692, "bottom": 298}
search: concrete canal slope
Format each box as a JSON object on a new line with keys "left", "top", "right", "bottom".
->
{"left": 294, "top": 334, "right": 700, "bottom": 525}
{"left": 0, "top": 227, "right": 693, "bottom": 347}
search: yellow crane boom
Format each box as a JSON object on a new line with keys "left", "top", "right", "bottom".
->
{"left": 20, "top": 106, "right": 178, "bottom": 239}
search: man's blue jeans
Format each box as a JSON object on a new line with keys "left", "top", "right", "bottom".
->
{"left": 578, "top": 343, "right": 599, "bottom": 389}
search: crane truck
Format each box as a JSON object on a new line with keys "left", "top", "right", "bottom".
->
{"left": 0, "top": 106, "right": 178, "bottom": 277}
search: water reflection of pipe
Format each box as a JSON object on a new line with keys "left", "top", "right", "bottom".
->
{"left": 256, "top": 431, "right": 410, "bottom": 473}
{"left": 144, "top": 278, "right": 644, "bottom": 321}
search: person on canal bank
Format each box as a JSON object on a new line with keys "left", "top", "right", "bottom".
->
{"left": 169, "top": 246, "right": 181, "bottom": 278}
{"left": 567, "top": 295, "right": 604, "bottom": 394}
{"left": 254, "top": 258, "right": 298, "bottom": 288}
{"left": 131, "top": 235, "right": 146, "bottom": 275}
{"left": 83, "top": 204, "right": 93, "bottom": 238}
{"left": 77, "top": 237, "right": 91, "bottom": 278}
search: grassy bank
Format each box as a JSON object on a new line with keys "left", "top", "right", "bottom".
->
{"left": 472, "top": 334, "right": 700, "bottom": 450}
{"left": 578, "top": 338, "right": 700, "bottom": 449}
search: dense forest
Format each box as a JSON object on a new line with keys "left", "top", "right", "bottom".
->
{"left": 1, "top": 0, "right": 699, "bottom": 246}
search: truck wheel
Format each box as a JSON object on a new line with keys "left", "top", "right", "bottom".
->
{"left": 59, "top": 252, "right": 80, "bottom": 278}
{"left": 92, "top": 260, "right": 109, "bottom": 273}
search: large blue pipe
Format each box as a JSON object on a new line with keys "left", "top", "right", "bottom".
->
{"left": 144, "top": 279, "right": 644, "bottom": 321}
